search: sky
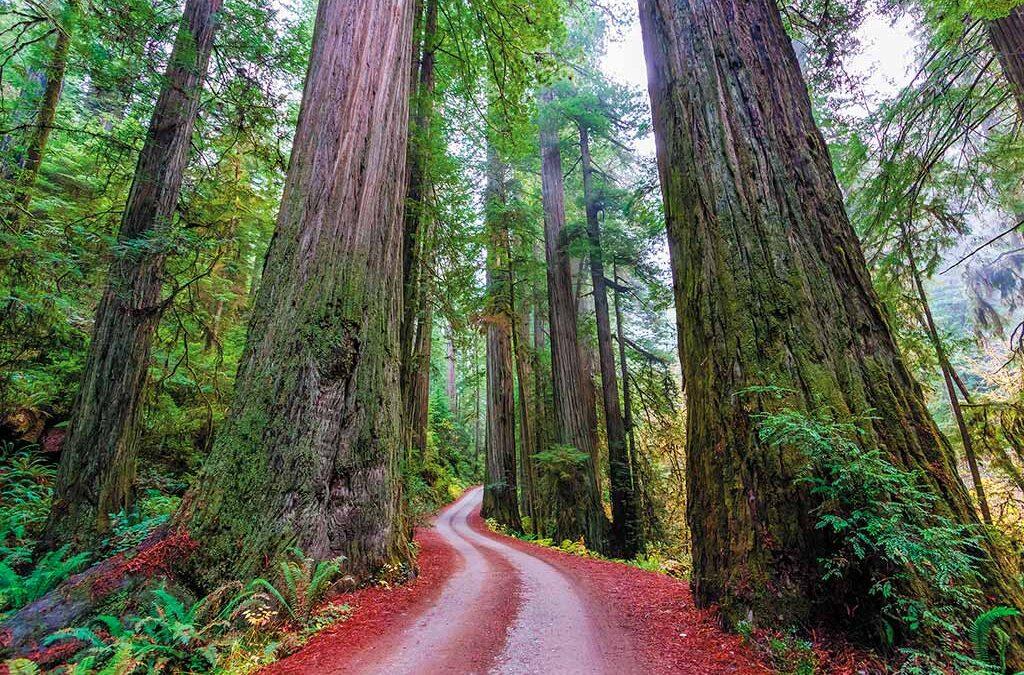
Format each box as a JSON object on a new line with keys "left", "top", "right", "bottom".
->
{"left": 599, "top": 10, "right": 920, "bottom": 156}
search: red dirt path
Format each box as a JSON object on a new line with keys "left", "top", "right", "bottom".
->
{"left": 268, "top": 488, "right": 778, "bottom": 674}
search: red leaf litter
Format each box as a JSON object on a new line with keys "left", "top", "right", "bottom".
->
{"left": 265, "top": 525, "right": 464, "bottom": 674}
{"left": 465, "top": 511, "right": 770, "bottom": 674}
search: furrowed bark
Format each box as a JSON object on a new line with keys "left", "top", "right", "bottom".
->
{"left": 531, "top": 241, "right": 553, "bottom": 529}
{"left": 400, "top": 0, "right": 438, "bottom": 461}
{"left": 538, "top": 89, "right": 607, "bottom": 551}
{"left": 481, "top": 145, "right": 522, "bottom": 531}
{"left": 411, "top": 280, "right": 433, "bottom": 461}
{"left": 510, "top": 250, "right": 539, "bottom": 530}
{"left": 987, "top": 7, "right": 1024, "bottom": 115}
{"left": 637, "top": 0, "right": 1024, "bottom": 653}
{"left": 174, "top": 0, "right": 415, "bottom": 588}
{"left": 38, "top": 0, "right": 222, "bottom": 553}
{"left": 579, "top": 125, "right": 638, "bottom": 558}
{"left": 612, "top": 266, "right": 640, "bottom": 511}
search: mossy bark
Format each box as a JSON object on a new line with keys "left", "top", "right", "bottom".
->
{"left": 174, "top": 0, "right": 415, "bottom": 589}
{"left": 38, "top": 0, "right": 222, "bottom": 553}
{"left": 538, "top": 89, "right": 607, "bottom": 551}
{"left": 987, "top": 7, "right": 1024, "bottom": 115}
{"left": 637, "top": 0, "right": 1024, "bottom": 652}
{"left": 481, "top": 145, "right": 522, "bottom": 531}
{"left": 400, "top": 0, "right": 438, "bottom": 462}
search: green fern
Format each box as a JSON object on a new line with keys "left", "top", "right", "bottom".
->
{"left": 0, "top": 545, "right": 90, "bottom": 612}
{"left": 245, "top": 548, "right": 345, "bottom": 625}
{"left": 972, "top": 605, "right": 1020, "bottom": 667}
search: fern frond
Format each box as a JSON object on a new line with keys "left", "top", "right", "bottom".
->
{"left": 972, "top": 605, "right": 1020, "bottom": 665}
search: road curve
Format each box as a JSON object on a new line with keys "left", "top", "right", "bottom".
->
{"left": 313, "top": 487, "right": 640, "bottom": 674}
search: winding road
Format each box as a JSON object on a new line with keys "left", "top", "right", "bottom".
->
{"left": 270, "top": 488, "right": 770, "bottom": 675}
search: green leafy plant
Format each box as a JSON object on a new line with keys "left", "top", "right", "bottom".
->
{"left": 245, "top": 548, "right": 347, "bottom": 625}
{"left": 45, "top": 582, "right": 252, "bottom": 673}
{"left": 971, "top": 606, "right": 1021, "bottom": 672}
{"left": 0, "top": 545, "right": 90, "bottom": 614}
{"left": 754, "top": 406, "right": 984, "bottom": 633}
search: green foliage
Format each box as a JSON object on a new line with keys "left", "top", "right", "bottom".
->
{"left": 245, "top": 548, "right": 347, "bottom": 626}
{"left": 101, "top": 490, "right": 182, "bottom": 555}
{"left": 0, "top": 446, "right": 55, "bottom": 563}
{"left": 755, "top": 405, "right": 985, "bottom": 635}
{"left": 0, "top": 546, "right": 90, "bottom": 615}
{"left": 45, "top": 582, "right": 253, "bottom": 673}
{"left": 533, "top": 444, "right": 589, "bottom": 483}
{"left": 971, "top": 606, "right": 1021, "bottom": 671}
{"left": 2, "top": 659, "right": 39, "bottom": 675}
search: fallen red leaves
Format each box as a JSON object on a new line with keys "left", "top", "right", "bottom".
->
{"left": 265, "top": 525, "right": 462, "bottom": 674}
{"left": 466, "top": 510, "right": 772, "bottom": 674}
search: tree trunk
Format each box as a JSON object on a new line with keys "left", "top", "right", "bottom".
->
{"left": 400, "top": 0, "right": 438, "bottom": 460}
{"left": 510, "top": 254, "right": 539, "bottom": 531}
{"left": 901, "top": 224, "right": 993, "bottom": 524}
{"left": 538, "top": 88, "right": 607, "bottom": 551}
{"left": 38, "top": 0, "right": 222, "bottom": 552}
{"left": 579, "top": 125, "right": 638, "bottom": 558}
{"left": 481, "top": 146, "right": 522, "bottom": 531}
{"left": 174, "top": 0, "right": 415, "bottom": 589}
{"left": 987, "top": 8, "right": 1024, "bottom": 115}
{"left": 6, "top": 0, "right": 76, "bottom": 228}
{"left": 411, "top": 284, "right": 433, "bottom": 461}
{"left": 612, "top": 265, "right": 642, "bottom": 521}
{"left": 446, "top": 332, "right": 458, "bottom": 416}
{"left": 637, "top": 0, "right": 1024, "bottom": 649}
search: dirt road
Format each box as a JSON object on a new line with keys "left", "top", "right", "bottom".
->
{"left": 269, "top": 488, "right": 770, "bottom": 674}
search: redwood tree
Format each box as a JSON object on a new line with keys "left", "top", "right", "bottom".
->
{"left": 5, "top": 0, "right": 78, "bottom": 229}
{"left": 400, "top": 0, "right": 439, "bottom": 461}
{"left": 176, "top": 0, "right": 415, "bottom": 588}
{"left": 638, "top": 0, "right": 1024, "bottom": 647}
{"left": 39, "top": 0, "right": 223, "bottom": 551}
{"left": 481, "top": 145, "right": 522, "bottom": 531}
{"left": 987, "top": 8, "right": 1024, "bottom": 114}
{"left": 538, "top": 89, "right": 607, "bottom": 550}
{"left": 579, "top": 123, "right": 638, "bottom": 557}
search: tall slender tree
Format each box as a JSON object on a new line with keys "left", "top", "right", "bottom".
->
{"left": 538, "top": 88, "right": 607, "bottom": 551}
{"left": 637, "top": 0, "right": 1024, "bottom": 650}
{"left": 401, "top": 0, "right": 439, "bottom": 461}
{"left": 39, "top": 0, "right": 223, "bottom": 551}
{"left": 5, "top": 0, "right": 78, "bottom": 228}
{"left": 579, "top": 123, "right": 638, "bottom": 557}
{"left": 482, "top": 145, "right": 522, "bottom": 531}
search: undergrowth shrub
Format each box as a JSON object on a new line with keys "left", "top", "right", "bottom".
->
{"left": 0, "top": 546, "right": 90, "bottom": 616}
{"left": 245, "top": 547, "right": 349, "bottom": 626}
{"left": 45, "top": 583, "right": 253, "bottom": 673}
{"left": 747, "top": 389, "right": 1018, "bottom": 672}
{"left": 39, "top": 547, "right": 354, "bottom": 674}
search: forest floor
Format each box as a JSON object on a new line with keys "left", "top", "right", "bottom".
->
{"left": 264, "top": 487, "right": 778, "bottom": 674}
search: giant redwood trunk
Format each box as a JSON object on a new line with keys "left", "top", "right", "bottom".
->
{"left": 175, "top": 0, "right": 415, "bottom": 589}
{"left": 579, "top": 125, "right": 638, "bottom": 558}
{"left": 481, "top": 146, "right": 522, "bottom": 531}
{"left": 538, "top": 90, "right": 607, "bottom": 551}
{"left": 637, "top": 0, "right": 1024, "bottom": 647}
{"left": 38, "top": 0, "right": 222, "bottom": 552}
{"left": 987, "top": 8, "right": 1024, "bottom": 114}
